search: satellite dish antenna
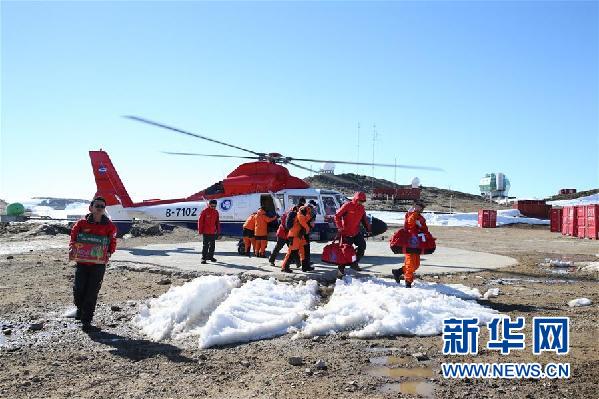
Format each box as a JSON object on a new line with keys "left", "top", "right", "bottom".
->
{"left": 411, "top": 177, "right": 420, "bottom": 188}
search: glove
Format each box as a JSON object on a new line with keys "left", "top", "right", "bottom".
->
{"left": 417, "top": 233, "right": 426, "bottom": 242}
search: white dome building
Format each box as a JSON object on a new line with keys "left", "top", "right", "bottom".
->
{"left": 320, "top": 162, "right": 335, "bottom": 175}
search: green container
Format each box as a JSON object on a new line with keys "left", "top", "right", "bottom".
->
{"left": 6, "top": 203, "right": 25, "bottom": 216}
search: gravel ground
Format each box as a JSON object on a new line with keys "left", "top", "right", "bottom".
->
{"left": 0, "top": 224, "right": 597, "bottom": 398}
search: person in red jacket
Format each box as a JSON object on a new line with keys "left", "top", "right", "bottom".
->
{"left": 392, "top": 199, "right": 428, "bottom": 288}
{"left": 269, "top": 198, "right": 306, "bottom": 266}
{"left": 334, "top": 191, "right": 371, "bottom": 276}
{"left": 197, "top": 199, "right": 220, "bottom": 264}
{"left": 69, "top": 196, "right": 117, "bottom": 330}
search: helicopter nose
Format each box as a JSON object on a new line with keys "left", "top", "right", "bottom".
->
{"left": 370, "top": 217, "right": 387, "bottom": 237}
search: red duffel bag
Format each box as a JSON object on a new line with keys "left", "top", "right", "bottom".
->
{"left": 390, "top": 228, "right": 436, "bottom": 255}
{"left": 322, "top": 237, "right": 357, "bottom": 266}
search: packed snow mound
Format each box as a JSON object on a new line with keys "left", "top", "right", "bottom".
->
{"left": 199, "top": 278, "right": 319, "bottom": 348}
{"left": 548, "top": 194, "right": 599, "bottom": 207}
{"left": 134, "top": 275, "right": 241, "bottom": 341}
{"left": 568, "top": 298, "right": 592, "bottom": 307}
{"left": 298, "top": 277, "right": 497, "bottom": 338}
{"left": 483, "top": 288, "right": 500, "bottom": 299}
{"left": 369, "top": 209, "right": 548, "bottom": 227}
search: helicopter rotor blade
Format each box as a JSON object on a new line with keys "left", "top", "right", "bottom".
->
{"left": 162, "top": 151, "right": 260, "bottom": 160}
{"left": 287, "top": 162, "right": 358, "bottom": 186}
{"left": 288, "top": 157, "right": 444, "bottom": 171}
{"left": 124, "top": 115, "right": 262, "bottom": 156}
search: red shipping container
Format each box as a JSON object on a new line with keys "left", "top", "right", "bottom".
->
{"left": 513, "top": 200, "right": 551, "bottom": 219}
{"left": 550, "top": 208, "right": 562, "bottom": 232}
{"left": 585, "top": 204, "right": 599, "bottom": 239}
{"left": 561, "top": 206, "right": 578, "bottom": 236}
{"left": 577, "top": 206, "right": 587, "bottom": 238}
{"left": 478, "top": 209, "right": 497, "bottom": 228}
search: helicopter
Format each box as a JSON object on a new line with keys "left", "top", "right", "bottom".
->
{"left": 90, "top": 116, "right": 442, "bottom": 252}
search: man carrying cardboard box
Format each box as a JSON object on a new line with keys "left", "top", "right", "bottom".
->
{"left": 69, "top": 196, "right": 117, "bottom": 331}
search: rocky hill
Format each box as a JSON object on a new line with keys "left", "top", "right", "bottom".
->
{"left": 305, "top": 174, "right": 511, "bottom": 212}
{"left": 546, "top": 188, "right": 599, "bottom": 202}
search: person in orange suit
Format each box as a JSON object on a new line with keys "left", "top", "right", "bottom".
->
{"left": 281, "top": 205, "right": 313, "bottom": 273}
{"left": 242, "top": 212, "right": 257, "bottom": 257}
{"left": 392, "top": 199, "right": 428, "bottom": 288}
{"left": 254, "top": 207, "right": 278, "bottom": 257}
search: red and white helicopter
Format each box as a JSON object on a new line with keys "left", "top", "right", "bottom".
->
{"left": 90, "top": 116, "right": 442, "bottom": 252}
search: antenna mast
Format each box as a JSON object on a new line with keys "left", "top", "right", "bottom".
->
{"left": 356, "top": 122, "right": 360, "bottom": 175}
{"left": 372, "top": 123, "right": 378, "bottom": 193}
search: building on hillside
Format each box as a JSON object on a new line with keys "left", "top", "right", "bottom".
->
{"left": 319, "top": 162, "right": 335, "bottom": 175}
{"left": 479, "top": 173, "right": 510, "bottom": 199}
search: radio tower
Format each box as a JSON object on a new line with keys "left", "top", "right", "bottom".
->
{"left": 371, "top": 124, "right": 378, "bottom": 194}
{"left": 356, "top": 122, "right": 360, "bottom": 175}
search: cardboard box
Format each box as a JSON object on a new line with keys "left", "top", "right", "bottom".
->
{"left": 69, "top": 233, "right": 109, "bottom": 264}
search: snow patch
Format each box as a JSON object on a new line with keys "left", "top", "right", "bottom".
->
{"left": 483, "top": 288, "right": 500, "bottom": 299}
{"left": 62, "top": 307, "right": 78, "bottom": 318}
{"left": 547, "top": 194, "right": 599, "bottom": 207}
{"left": 298, "top": 277, "right": 497, "bottom": 338}
{"left": 134, "top": 275, "right": 240, "bottom": 341}
{"left": 369, "top": 209, "right": 549, "bottom": 227}
{"left": 568, "top": 298, "right": 592, "bottom": 307}
{"left": 198, "top": 278, "right": 319, "bottom": 348}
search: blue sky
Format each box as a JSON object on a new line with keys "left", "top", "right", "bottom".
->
{"left": 1, "top": 1, "right": 597, "bottom": 202}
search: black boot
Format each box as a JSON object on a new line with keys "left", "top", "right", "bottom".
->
{"left": 350, "top": 262, "right": 361, "bottom": 271}
{"left": 392, "top": 267, "right": 404, "bottom": 284}
{"left": 336, "top": 265, "right": 345, "bottom": 279}
{"left": 405, "top": 281, "right": 412, "bottom": 288}
{"left": 301, "top": 259, "right": 314, "bottom": 272}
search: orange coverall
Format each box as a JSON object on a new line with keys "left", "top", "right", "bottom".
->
{"left": 243, "top": 213, "right": 257, "bottom": 254}
{"left": 254, "top": 209, "right": 277, "bottom": 256}
{"left": 281, "top": 207, "right": 311, "bottom": 270}
{"left": 403, "top": 211, "right": 429, "bottom": 284}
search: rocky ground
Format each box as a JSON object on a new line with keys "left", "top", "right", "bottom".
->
{"left": 0, "top": 223, "right": 597, "bottom": 399}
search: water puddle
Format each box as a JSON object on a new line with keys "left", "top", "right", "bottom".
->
{"left": 368, "top": 366, "right": 434, "bottom": 378}
{"left": 379, "top": 381, "right": 435, "bottom": 397}
{"left": 369, "top": 355, "right": 410, "bottom": 366}
{"left": 367, "top": 355, "right": 437, "bottom": 397}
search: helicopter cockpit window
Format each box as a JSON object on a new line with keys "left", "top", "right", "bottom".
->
{"left": 288, "top": 195, "right": 321, "bottom": 215}
{"left": 321, "top": 196, "right": 338, "bottom": 216}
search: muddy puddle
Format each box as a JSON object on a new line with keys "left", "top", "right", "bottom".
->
{"left": 367, "top": 355, "right": 436, "bottom": 397}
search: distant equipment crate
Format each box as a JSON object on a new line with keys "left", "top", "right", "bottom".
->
{"left": 561, "top": 206, "right": 578, "bottom": 237}
{"left": 513, "top": 200, "right": 551, "bottom": 219}
{"left": 549, "top": 208, "right": 562, "bottom": 233}
{"left": 478, "top": 209, "right": 497, "bottom": 228}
